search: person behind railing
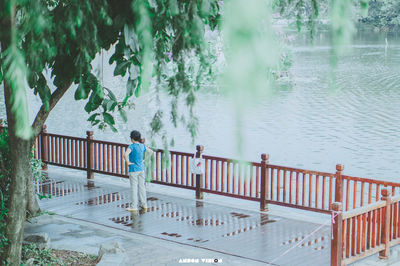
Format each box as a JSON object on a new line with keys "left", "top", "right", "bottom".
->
{"left": 123, "top": 130, "right": 154, "bottom": 214}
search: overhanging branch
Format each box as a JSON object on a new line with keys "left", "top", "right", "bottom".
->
{"left": 31, "top": 82, "right": 72, "bottom": 138}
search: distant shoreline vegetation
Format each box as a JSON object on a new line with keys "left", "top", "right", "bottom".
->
{"left": 275, "top": 18, "right": 400, "bottom": 34}
{"left": 273, "top": 0, "right": 400, "bottom": 33}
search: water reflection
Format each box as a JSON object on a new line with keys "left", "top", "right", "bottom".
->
{"left": 76, "top": 192, "right": 121, "bottom": 206}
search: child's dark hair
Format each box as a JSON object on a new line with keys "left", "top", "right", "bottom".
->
{"left": 130, "top": 130, "right": 141, "bottom": 141}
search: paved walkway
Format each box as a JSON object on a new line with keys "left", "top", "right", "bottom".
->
{"left": 23, "top": 167, "right": 400, "bottom": 265}
{"left": 25, "top": 167, "right": 334, "bottom": 266}
{"left": 26, "top": 214, "right": 267, "bottom": 266}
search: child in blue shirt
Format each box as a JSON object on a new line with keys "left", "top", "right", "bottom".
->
{"left": 123, "top": 130, "right": 153, "bottom": 213}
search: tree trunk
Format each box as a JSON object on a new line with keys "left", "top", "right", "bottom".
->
{"left": 26, "top": 137, "right": 41, "bottom": 218}
{"left": 27, "top": 82, "right": 72, "bottom": 217}
{"left": 26, "top": 175, "right": 40, "bottom": 217}
{"left": 3, "top": 81, "right": 32, "bottom": 265}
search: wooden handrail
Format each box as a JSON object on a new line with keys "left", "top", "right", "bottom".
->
{"left": 268, "top": 164, "right": 335, "bottom": 177}
{"left": 202, "top": 154, "right": 260, "bottom": 166}
{"left": 45, "top": 132, "right": 87, "bottom": 142}
{"left": 391, "top": 194, "right": 400, "bottom": 203}
{"left": 343, "top": 174, "right": 400, "bottom": 187}
{"left": 342, "top": 200, "right": 386, "bottom": 220}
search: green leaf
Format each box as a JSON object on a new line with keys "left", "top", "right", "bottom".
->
{"left": 119, "top": 108, "right": 128, "bottom": 123}
{"left": 126, "top": 78, "right": 137, "bottom": 97}
{"left": 150, "top": 110, "right": 163, "bottom": 133}
{"left": 106, "top": 100, "right": 117, "bottom": 111}
{"left": 124, "top": 24, "right": 139, "bottom": 51}
{"left": 3, "top": 47, "right": 32, "bottom": 140}
{"left": 92, "top": 119, "right": 101, "bottom": 126}
{"left": 84, "top": 88, "right": 103, "bottom": 113}
{"left": 360, "top": 0, "right": 368, "bottom": 17}
{"left": 37, "top": 74, "right": 51, "bottom": 111}
{"left": 95, "top": 84, "right": 104, "bottom": 99}
{"left": 129, "top": 64, "right": 140, "bottom": 79}
{"left": 88, "top": 113, "right": 99, "bottom": 122}
{"left": 114, "top": 60, "right": 130, "bottom": 77}
{"left": 168, "top": 0, "right": 179, "bottom": 16}
{"left": 75, "top": 73, "right": 99, "bottom": 101}
{"left": 109, "top": 124, "right": 118, "bottom": 132}
{"left": 131, "top": 55, "right": 141, "bottom": 66}
{"left": 76, "top": 8, "right": 83, "bottom": 28}
{"left": 103, "top": 112, "right": 115, "bottom": 125}
{"left": 135, "top": 80, "right": 141, "bottom": 97}
{"left": 74, "top": 83, "right": 89, "bottom": 100}
{"left": 1, "top": 68, "right": 5, "bottom": 84}
{"left": 104, "top": 87, "right": 117, "bottom": 101}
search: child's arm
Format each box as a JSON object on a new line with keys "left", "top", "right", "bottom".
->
{"left": 145, "top": 146, "right": 154, "bottom": 156}
{"left": 140, "top": 138, "right": 154, "bottom": 157}
{"left": 124, "top": 148, "right": 133, "bottom": 165}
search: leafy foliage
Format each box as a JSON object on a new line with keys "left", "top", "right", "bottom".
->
{"left": 0, "top": 126, "right": 11, "bottom": 255}
{"left": 22, "top": 244, "right": 63, "bottom": 265}
{"left": 221, "top": 0, "right": 281, "bottom": 154}
{"left": 2, "top": 47, "right": 32, "bottom": 139}
{"left": 330, "top": 0, "right": 356, "bottom": 66}
{"left": 1, "top": 0, "right": 221, "bottom": 144}
{"left": 107, "top": 0, "right": 221, "bottom": 141}
{"left": 275, "top": 0, "right": 329, "bottom": 34}
{"left": 360, "top": 0, "right": 400, "bottom": 31}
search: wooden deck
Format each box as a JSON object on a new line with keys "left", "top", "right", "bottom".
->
{"left": 38, "top": 171, "right": 331, "bottom": 265}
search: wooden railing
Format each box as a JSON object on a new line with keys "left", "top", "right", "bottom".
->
{"left": 91, "top": 139, "right": 128, "bottom": 177}
{"left": 24, "top": 125, "right": 400, "bottom": 214}
{"left": 266, "top": 164, "right": 336, "bottom": 213}
{"left": 44, "top": 132, "right": 88, "bottom": 171}
{"left": 152, "top": 149, "right": 195, "bottom": 189}
{"left": 202, "top": 154, "right": 262, "bottom": 201}
{"left": 342, "top": 175, "right": 400, "bottom": 211}
{"left": 331, "top": 189, "right": 400, "bottom": 265}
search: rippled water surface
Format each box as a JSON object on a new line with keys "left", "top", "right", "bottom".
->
{"left": 1, "top": 31, "right": 400, "bottom": 180}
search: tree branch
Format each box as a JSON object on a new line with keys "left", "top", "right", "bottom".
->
{"left": 31, "top": 82, "right": 72, "bottom": 138}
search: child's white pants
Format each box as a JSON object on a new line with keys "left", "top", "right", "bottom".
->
{"left": 129, "top": 171, "right": 147, "bottom": 209}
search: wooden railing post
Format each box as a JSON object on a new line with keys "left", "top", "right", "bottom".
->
{"left": 331, "top": 202, "right": 343, "bottom": 266}
{"left": 260, "top": 153, "right": 269, "bottom": 211}
{"left": 379, "top": 188, "right": 391, "bottom": 259}
{"left": 40, "top": 125, "right": 48, "bottom": 170}
{"left": 195, "top": 145, "right": 204, "bottom": 199}
{"left": 335, "top": 164, "right": 344, "bottom": 205}
{"left": 86, "top": 131, "right": 94, "bottom": 180}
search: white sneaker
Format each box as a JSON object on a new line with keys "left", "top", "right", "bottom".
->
{"left": 126, "top": 207, "right": 139, "bottom": 214}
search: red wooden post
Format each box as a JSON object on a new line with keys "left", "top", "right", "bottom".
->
{"left": 379, "top": 188, "right": 391, "bottom": 259}
{"left": 335, "top": 164, "right": 344, "bottom": 206}
{"left": 86, "top": 131, "right": 94, "bottom": 180}
{"left": 260, "top": 153, "right": 269, "bottom": 211}
{"left": 40, "top": 125, "right": 48, "bottom": 170}
{"left": 195, "top": 145, "right": 204, "bottom": 200}
{"left": 331, "top": 202, "right": 343, "bottom": 266}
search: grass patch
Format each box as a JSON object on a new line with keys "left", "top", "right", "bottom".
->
{"left": 22, "top": 244, "right": 99, "bottom": 265}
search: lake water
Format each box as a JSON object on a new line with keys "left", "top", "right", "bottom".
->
{"left": 1, "top": 30, "right": 400, "bottom": 181}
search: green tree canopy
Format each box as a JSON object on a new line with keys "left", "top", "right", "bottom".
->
{"left": 0, "top": 0, "right": 221, "bottom": 140}
{"left": 0, "top": 0, "right": 220, "bottom": 264}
